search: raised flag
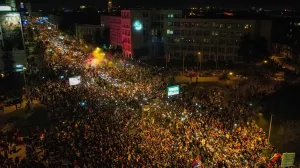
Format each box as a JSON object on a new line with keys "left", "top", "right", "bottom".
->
{"left": 192, "top": 155, "right": 201, "bottom": 167}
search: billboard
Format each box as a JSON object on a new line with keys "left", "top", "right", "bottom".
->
{"left": 0, "top": 12, "right": 24, "bottom": 51}
{"left": 69, "top": 76, "right": 81, "bottom": 86}
{"left": 167, "top": 85, "right": 180, "bottom": 96}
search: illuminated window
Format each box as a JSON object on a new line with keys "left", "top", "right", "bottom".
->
{"left": 167, "top": 30, "right": 173, "bottom": 34}
{"left": 168, "top": 14, "right": 174, "bottom": 18}
{"left": 212, "top": 31, "right": 218, "bottom": 36}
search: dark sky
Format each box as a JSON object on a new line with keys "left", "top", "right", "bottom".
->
{"left": 28, "top": 0, "right": 300, "bottom": 10}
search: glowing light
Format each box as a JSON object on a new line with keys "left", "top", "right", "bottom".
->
{"left": 0, "top": 6, "right": 12, "bottom": 11}
{"left": 133, "top": 21, "right": 142, "bottom": 31}
{"left": 89, "top": 47, "right": 107, "bottom": 67}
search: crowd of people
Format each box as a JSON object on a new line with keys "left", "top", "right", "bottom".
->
{"left": 0, "top": 20, "right": 280, "bottom": 167}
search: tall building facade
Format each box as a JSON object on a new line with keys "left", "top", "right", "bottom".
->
{"left": 0, "top": 12, "right": 26, "bottom": 71}
{"left": 102, "top": 10, "right": 272, "bottom": 61}
{"left": 165, "top": 18, "right": 272, "bottom": 62}
{"left": 75, "top": 24, "right": 102, "bottom": 44}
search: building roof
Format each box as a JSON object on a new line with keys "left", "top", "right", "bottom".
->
{"left": 184, "top": 11, "right": 274, "bottom": 20}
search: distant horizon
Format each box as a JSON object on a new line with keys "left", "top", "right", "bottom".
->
{"left": 26, "top": 0, "right": 300, "bottom": 11}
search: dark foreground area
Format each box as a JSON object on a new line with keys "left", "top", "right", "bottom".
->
{"left": 261, "top": 83, "right": 300, "bottom": 164}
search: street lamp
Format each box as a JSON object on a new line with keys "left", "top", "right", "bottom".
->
{"left": 23, "top": 67, "right": 27, "bottom": 88}
{"left": 197, "top": 52, "right": 202, "bottom": 71}
{"left": 264, "top": 60, "right": 268, "bottom": 64}
{"left": 268, "top": 114, "right": 274, "bottom": 143}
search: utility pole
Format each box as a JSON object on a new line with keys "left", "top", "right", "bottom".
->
{"left": 182, "top": 53, "right": 186, "bottom": 73}
{"left": 215, "top": 39, "right": 218, "bottom": 70}
{"left": 268, "top": 114, "right": 273, "bottom": 142}
{"left": 165, "top": 53, "right": 170, "bottom": 69}
{"left": 166, "top": 54, "right": 168, "bottom": 69}
{"left": 197, "top": 52, "right": 202, "bottom": 71}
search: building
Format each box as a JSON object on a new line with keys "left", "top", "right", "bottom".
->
{"left": 272, "top": 18, "right": 300, "bottom": 61}
{"left": 102, "top": 10, "right": 272, "bottom": 61}
{"left": 75, "top": 24, "right": 102, "bottom": 44}
{"left": 108, "top": 0, "right": 112, "bottom": 12}
{"left": 5, "top": 0, "right": 16, "bottom": 11}
{"left": 48, "top": 14, "right": 62, "bottom": 27}
{"left": 102, "top": 9, "right": 181, "bottom": 58}
{"left": 165, "top": 17, "right": 272, "bottom": 62}
{"left": 109, "top": 16, "right": 121, "bottom": 47}
{"left": 0, "top": 11, "right": 26, "bottom": 71}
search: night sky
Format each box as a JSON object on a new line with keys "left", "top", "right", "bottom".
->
{"left": 22, "top": 0, "right": 300, "bottom": 10}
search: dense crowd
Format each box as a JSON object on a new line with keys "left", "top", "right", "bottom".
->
{"left": 0, "top": 21, "right": 279, "bottom": 167}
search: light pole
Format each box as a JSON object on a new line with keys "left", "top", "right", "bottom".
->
{"left": 23, "top": 67, "right": 27, "bottom": 88}
{"left": 182, "top": 53, "right": 186, "bottom": 73}
{"left": 197, "top": 52, "right": 202, "bottom": 71}
{"left": 268, "top": 114, "right": 273, "bottom": 142}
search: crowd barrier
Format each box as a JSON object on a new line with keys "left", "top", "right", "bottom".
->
{"left": 174, "top": 76, "right": 219, "bottom": 83}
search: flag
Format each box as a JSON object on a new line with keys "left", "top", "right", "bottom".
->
{"left": 192, "top": 156, "right": 201, "bottom": 167}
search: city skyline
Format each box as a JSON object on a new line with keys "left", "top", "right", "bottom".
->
{"left": 24, "top": 0, "right": 300, "bottom": 10}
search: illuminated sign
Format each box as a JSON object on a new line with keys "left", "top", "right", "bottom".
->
{"left": 167, "top": 85, "right": 180, "bottom": 96}
{"left": 15, "top": 64, "right": 23, "bottom": 68}
{"left": 0, "top": 6, "right": 12, "bottom": 11}
{"left": 133, "top": 21, "right": 142, "bottom": 31}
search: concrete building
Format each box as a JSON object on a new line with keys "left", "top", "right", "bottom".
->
{"left": 24, "top": 2, "right": 32, "bottom": 14}
{"left": 102, "top": 10, "right": 272, "bottom": 61}
{"left": 165, "top": 17, "right": 272, "bottom": 62}
{"left": 75, "top": 24, "right": 102, "bottom": 43}
{"left": 101, "top": 15, "right": 121, "bottom": 48}
{"left": 0, "top": 12, "right": 26, "bottom": 72}
{"left": 109, "top": 16, "right": 121, "bottom": 47}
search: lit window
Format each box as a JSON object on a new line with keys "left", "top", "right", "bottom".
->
{"left": 168, "top": 14, "right": 174, "bottom": 18}
{"left": 167, "top": 30, "right": 174, "bottom": 34}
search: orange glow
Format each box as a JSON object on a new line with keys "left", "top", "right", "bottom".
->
{"left": 224, "top": 12, "right": 234, "bottom": 16}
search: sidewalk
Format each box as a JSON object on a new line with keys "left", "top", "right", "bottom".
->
{"left": 1, "top": 97, "right": 40, "bottom": 115}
